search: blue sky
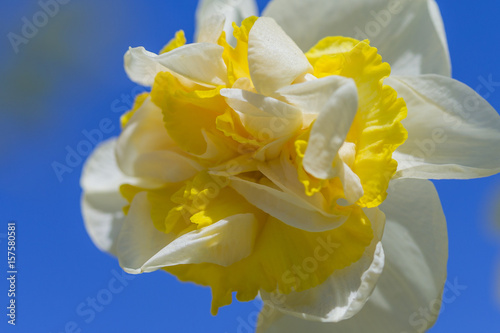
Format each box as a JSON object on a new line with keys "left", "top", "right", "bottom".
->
{"left": 1, "top": 0, "right": 499, "bottom": 332}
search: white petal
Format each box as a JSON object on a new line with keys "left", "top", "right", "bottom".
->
{"left": 115, "top": 98, "right": 200, "bottom": 182}
{"left": 276, "top": 75, "right": 348, "bottom": 114}
{"left": 257, "top": 156, "right": 329, "bottom": 209}
{"left": 230, "top": 176, "right": 347, "bottom": 232}
{"left": 196, "top": 12, "right": 226, "bottom": 45}
{"left": 124, "top": 44, "right": 227, "bottom": 87}
{"left": 260, "top": 207, "right": 385, "bottom": 323}
{"left": 81, "top": 138, "right": 129, "bottom": 193}
{"left": 117, "top": 192, "right": 259, "bottom": 274}
{"left": 334, "top": 157, "right": 364, "bottom": 204}
{"left": 387, "top": 74, "right": 500, "bottom": 179}
{"left": 301, "top": 77, "right": 358, "bottom": 179}
{"left": 132, "top": 150, "right": 202, "bottom": 183}
{"left": 81, "top": 192, "right": 125, "bottom": 256}
{"left": 196, "top": 0, "right": 258, "bottom": 45}
{"left": 263, "top": 0, "right": 450, "bottom": 76}
{"left": 81, "top": 139, "right": 129, "bottom": 255}
{"left": 258, "top": 179, "right": 448, "bottom": 333}
{"left": 220, "top": 88, "right": 303, "bottom": 140}
{"left": 221, "top": 88, "right": 302, "bottom": 119}
{"left": 254, "top": 134, "right": 296, "bottom": 162}
{"left": 248, "top": 17, "right": 313, "bottom": 95}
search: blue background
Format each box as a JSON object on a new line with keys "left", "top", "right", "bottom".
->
{"left": 1, "top": 0, "right": 499, "bottom": 332}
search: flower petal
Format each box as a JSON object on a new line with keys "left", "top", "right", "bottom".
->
{"left": 263, "top": 0, "right": 450, "bottom": 76}
{"left": 386, "top": 74, "right": 500, "bottom": 179}
{"left": 81, "top": 139, "right": 129, "bottom": 255}
{"left": 259, "top": 207, "right": 385, "bottom": 323}
{"left": 220, "top": 88, "right": 303, "bottom": 141}
{"left": 229, "top": 176, "right": 348, "bottom": 232}
{"left": 81, "top": 192, "right": 125, "bottom": 256}
{"left": 257, "top": 178, "right": 447, "bottom": 333}
{"left": 248, "top": 17, "right": 313, "bottom": 96}
{"left": 132, "top": 151, "right": 202, "bottom": 183}
{"left": 196, "top": 0, "right": 258, "bottom": 45}
{"left": 300, "top": 77, "right": 358, "bottom": 179}
{"left": 124, "top": 44, "right": 227, "bottom": 87}
{"left": 334, "top": 157, "right": 364, "bottom": 204}
{"left": 115, "top": 98, "right": 201, "bottom": 182}
{"left": 117, "top": 192, "right": 260, "bottom": 274}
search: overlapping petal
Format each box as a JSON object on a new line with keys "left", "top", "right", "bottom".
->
{"left": 248, "top": 17, "right": 313, "bottom": 96}
{"left": 81, "top": 139, "right": 130, "bottom": 255}
{"left": 124, "top": 44, "right": 227, "bottom": 87}
{"left": 263, "top": 0, "right": 450, "bottom": 76}
{"left": 117, "top": 191, "right": 259, "bottom": 273}
{"left": 258, "top": 179, "right": 447, "bottom": 332}
{"left": 259, "top": 207, "right": 385, "bottom": 323}
{"left": 196, "top": 0, "right": 258, "bottom": 45}
{"left": 387, "top": 75, "right": 500, "bottom": 179}
{"left": 115, "top": 97, "right": 201, "bottom": 182}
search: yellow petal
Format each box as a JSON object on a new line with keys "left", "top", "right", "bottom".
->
{"left": 150, "top": 72, "right": 229, "bottom": 156}
{"left": 160, "top": 30, "right": 186, "bottom": 54}
{"left": 218, "top": 16, "right": 258, "bottom": 85}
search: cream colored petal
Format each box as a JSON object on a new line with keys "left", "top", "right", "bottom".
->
{"left": 248, "top": 17, "right": 313, "bottom": 96}
{"left": 132, "top": 150, "right": 201, "bottom": 183}
{"left": 276, "top": 75, "right": 348, "bottom": 114}
{"left": 221, "top": 88, "right": 302, "bottom": 119}
{"left": 333, "top": 157, "right": 364, "bottom": 204}
{"left": 259, "top": 207, "right": 385, "bottom": 323}
{"left": 263, "top": 0, "right": 450, "bottom": 76}
{"left": 302, "top": 77, "right": 358, "bottom": 179}
{"left": 81, "top": 139, "right": 129, "bottom": 255}
{"left": 81, "top": 192, "right": 125, "bottom": 256}
{"left": 257, "top": 156, "right": 327, "bottom": 209}
{"left": 196, "top": 0, "right": 258, "bottom": 45}
{"left": 117, "top": 192, "right": 259, "bottom": 274}
{"left": 115, "top": 98, "right": 200, "bottom": 182}
{"left": 124, "top": 44, "right": 227, "bottom": 87}
{"left": 196, "top": 12, "right": 226, "bottom": 45}
{"left": 258, "top": 179, "right": 447, "bottom": 333}
{"left": 220, "top": 88, "right": 303, "bottom": 140}
{"left": 387, "top": 74, "right": 500, "bottom": 179}
{"left": 230, "top": 176, "right": 347, "bottom": 232}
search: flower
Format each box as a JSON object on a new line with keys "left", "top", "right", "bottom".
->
{"left": 81, "top": 0, "right": 500, "bottom": 332}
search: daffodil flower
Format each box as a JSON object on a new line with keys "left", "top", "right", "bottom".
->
{"left": 81, "top": 0, "right": 500, "bottom": 332}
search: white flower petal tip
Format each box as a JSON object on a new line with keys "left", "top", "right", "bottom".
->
{"left": 124, "top": 47, "right": 166, "bottom": 86}
{"left": 196, "top": 0, "right": 258, "bottom": 45}
{"left": 248, "top": 17, "right": 313, "bottom": 96}
{"left": 117, "top": 192, "right": 259, "bottom": 274}
{"left": 388, "top": 74, "right": 500, "bottom": 179}
{"left": 263, "top": 0, "right": 450, "bottom": 76}
{"left": 124, "top": 44, "right": 227, "bottom": 87}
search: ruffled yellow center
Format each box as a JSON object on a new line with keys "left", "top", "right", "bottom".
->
{"left": 120, "top": 17, "right": 407, "bottom": 314}
{"left": 305, "top": 36, "right": 407, "bottom": 207}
